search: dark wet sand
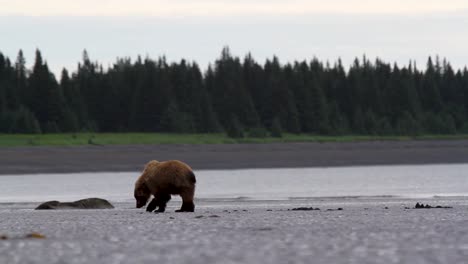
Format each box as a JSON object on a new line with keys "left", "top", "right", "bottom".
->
{"left": 1, "top": 140, "right": 468, "bottom": 175}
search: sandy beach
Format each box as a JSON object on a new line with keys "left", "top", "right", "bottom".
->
{"left": 2, "top": 139, "right": 468, "bottom": 174}
{"left": 1, "top": 198, "right": 467, "bottom": 264}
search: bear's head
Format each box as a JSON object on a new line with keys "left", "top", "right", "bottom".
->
{"left": 134, "top": 182, "right": 150, "bottom": 208}
{"left": 134, "top": 160, "right": 159, "bottom": 208}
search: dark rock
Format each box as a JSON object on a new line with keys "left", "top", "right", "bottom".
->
{"left": 209, "top": 215, "right": 220, "bottom": 218}
{"left": 326, "top": 208, "right": 344, "bottom": 211}
{"left": 36, "top": 200, "right": 60, "bottom": 209}
{"left": 414, "top": 202, "right": 452, "bottom": 209}
{"left": 35, "top": 198, "right": 114, "bottom": 210}
{"left": 255, "top": 227, "right": 273, "bottom": 231}
{"left": 291, "top": 207, "right": 320, "bottom": 211}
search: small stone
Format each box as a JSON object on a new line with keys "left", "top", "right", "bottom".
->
{"left": 0, "top": 235, "right": 8, "bottom": 240}
{"left": 209, "top": 215, "right": 220, "bottom": 218}
{"left": 195, "top": 215, "right": 204, "bottom": 218}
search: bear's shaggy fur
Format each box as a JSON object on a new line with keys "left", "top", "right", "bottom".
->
{"left": 134, "top": 160, "right": 196, "bottom": 212}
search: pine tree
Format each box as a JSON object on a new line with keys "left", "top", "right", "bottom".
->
{"left": 212, "top": 47, "right": 260, "bottom": 132}
{"left": 1, "top": 47, "right": 467, "bottom": 136}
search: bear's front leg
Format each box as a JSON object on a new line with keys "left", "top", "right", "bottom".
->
{"left": 155, "top": 193, "right": 171, "bottom": 213}
{"left": 146, "top": 198, "right": 158, "bottom": 212}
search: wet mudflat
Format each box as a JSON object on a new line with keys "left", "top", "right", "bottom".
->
{"left": 1, "top": 198, "right": 467, "bottom": 264}
{"left": 3, "top": 140, "right": 468, "bottom": 174}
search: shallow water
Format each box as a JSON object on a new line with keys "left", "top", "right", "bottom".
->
{"left": 0, "top": 164, "right": 467, "bottom": 204}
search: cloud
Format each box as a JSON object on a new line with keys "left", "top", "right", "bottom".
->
{"left": 1, "top": 0, "right": 467, "bottom": 17}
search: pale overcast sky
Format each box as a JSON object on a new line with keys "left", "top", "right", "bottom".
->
{"left": 0, "top": 0, "right": 467, "bottom": 76}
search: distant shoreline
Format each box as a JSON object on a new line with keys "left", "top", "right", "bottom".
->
{"left": 2, "top": 139, "right": 468, "bottom": 175}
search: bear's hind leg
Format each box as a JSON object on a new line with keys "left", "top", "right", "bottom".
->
{"left": 176, "top": 190, "right": 195, "bottom": 212}
{"left": 156, "top": 193, "right": 171, "bottom": 213}
{"left": 176, "top": 201, "right": 195, "bottom": 212}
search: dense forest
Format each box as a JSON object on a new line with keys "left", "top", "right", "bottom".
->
{"left": 1, "top": 47, "right": 468, "bottom": 137}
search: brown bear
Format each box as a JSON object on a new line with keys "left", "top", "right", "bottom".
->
{"left": 134, "top": 160, "right": 196, "bottom": 213}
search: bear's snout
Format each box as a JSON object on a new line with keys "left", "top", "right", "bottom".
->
{"left": 135, "top": 197, "right": 148, "bottom": 208}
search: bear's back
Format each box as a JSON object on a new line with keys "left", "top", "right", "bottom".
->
{"left": 145, "top": 160, "right": 195, "bottom": 193}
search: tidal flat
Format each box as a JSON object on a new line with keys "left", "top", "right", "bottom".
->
{"left": 1, "top": 198, "right": 467, "bottom": 264}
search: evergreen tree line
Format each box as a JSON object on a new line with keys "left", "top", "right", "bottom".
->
{"left": 1, "top": 47, "right": 468, "bottom": 137}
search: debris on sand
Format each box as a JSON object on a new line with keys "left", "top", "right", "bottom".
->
{"left": 326, "top": 208, "right": 343, "bottom": 211}
{"left": 0, "top": 233, "right": 46, "bottom": 240}
{"left": 414, "top": 202, "right": 452, "bottom": 209}
{"left": 35, "top": 198, "right": 114, "bottom": 210}
{"left": 289, "top": 207, "right": 320, "bottom": 211}
{"left": 25, "top": 233, "right": 46, "bottom": 239}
